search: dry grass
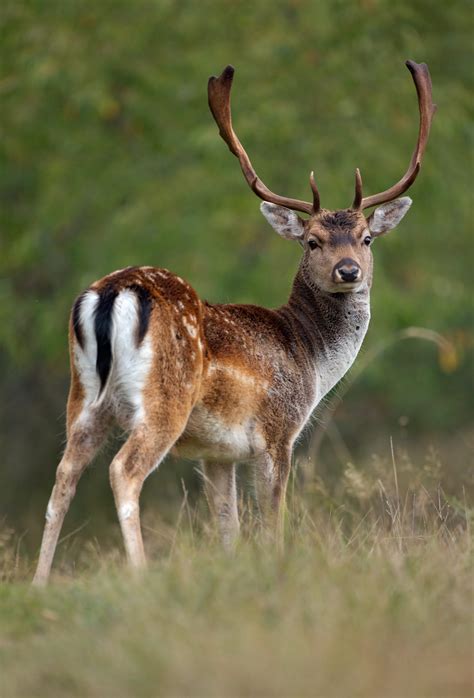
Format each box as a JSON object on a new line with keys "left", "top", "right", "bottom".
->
{"left": 0, "top": 454, "right": 472, "bottom": 698}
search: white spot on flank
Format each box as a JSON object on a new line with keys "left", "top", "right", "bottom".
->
{"left": 177, "top": 301, "right": 184, "bottom": 310}
{"left": 182, "top": 316, "right": 197, "bottom": 338}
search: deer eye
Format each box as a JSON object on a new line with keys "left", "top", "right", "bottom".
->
{"left": 363, "top": 235, "right": 372, "bottom": 246}
{"left": 308, "top": 239, "right": 321, "bottom": 251}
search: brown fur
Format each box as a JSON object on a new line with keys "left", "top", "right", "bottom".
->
{"left": 33, "top": 225, "right": 376, "bottom": 587}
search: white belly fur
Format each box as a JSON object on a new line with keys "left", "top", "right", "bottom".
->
{"left": 176, "top": 404, "right": 266, "bottom": 462}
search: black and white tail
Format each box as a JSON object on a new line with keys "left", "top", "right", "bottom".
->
{"left": 71, "top": 283, "right": 153, "bottom": 414}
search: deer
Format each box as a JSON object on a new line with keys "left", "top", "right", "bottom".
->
{"left": 32, "top": 60, "right": 435, "bottom": 585}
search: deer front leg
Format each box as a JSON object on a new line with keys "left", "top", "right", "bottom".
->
{"left": 254, "top": 445, "right": 291, "bottom": 549}
{"left": 202, "top": 462, "right": 240, "bottom": 551}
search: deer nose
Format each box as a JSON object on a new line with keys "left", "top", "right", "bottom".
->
{"left": 333, "top": 259, "right": 361, "bottom": 284}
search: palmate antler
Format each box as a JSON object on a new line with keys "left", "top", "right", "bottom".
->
{"left": 208, "top": 61, "right": 436, "bottom": 215}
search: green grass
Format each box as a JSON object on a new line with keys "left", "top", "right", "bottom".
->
{"left": 1, "top": 457, "right": 472, "bottom": 697}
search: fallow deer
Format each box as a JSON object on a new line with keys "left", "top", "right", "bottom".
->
{"left": 33, "top": 60, "right": 435, "bottom": 585}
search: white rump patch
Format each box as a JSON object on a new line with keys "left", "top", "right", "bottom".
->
{"left": 72, "top": 288, "right": 153, "bottom": 426}
{"left": 74, "top": 290, "right": 100, "bottom": 404}
{"left": 109, "top": 289, "right": 154, "bottom": 425}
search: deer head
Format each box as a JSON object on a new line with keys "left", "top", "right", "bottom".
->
{"left": 208, "top": 61, "right": 436, "bottom": 294}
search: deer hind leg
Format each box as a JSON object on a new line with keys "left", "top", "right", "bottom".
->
{"left": 254, "top": 444, "right": 292, "bottom": 548}
{"left": 109, "top": 414, "right": 192, "bottom": 570}
{"left": 33, "top": 402, "right": 111, "bottom": 587}
{"left": 202, "top": 462, "right": 240, "bottom": 551}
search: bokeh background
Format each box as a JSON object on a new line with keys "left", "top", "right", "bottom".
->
{"left": 1, "top": 0, "right": 472, "bottom": 545}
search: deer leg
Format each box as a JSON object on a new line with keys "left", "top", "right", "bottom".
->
{"left": 254, "top": 445, "right": 291, "bottom": 548}
{"left": 202, "top": 462, "right": 240, "bottom": 551}
{"left": 33, "top": 407, "right": 110, "bottom": 586}
{"left": 109, "top": 425, "right": 182, "bottom": 570}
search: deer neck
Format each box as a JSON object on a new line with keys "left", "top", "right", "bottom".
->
{"left": 282, "top": 262, "right": 371, "bottom": 404}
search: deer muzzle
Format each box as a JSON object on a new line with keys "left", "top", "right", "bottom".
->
{"left": 332, "top": 259, "right": 361, "bottom": 284}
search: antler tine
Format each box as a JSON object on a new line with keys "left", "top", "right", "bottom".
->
{"left": 360, "top": 60, "right": 437, "bottom": 210}
{"left": 309, "top": 171, "right": 321, "bottom": 213}
{"left": 208, "top": 65, "right": 314, "bottom": 216}
{"left": 352, "top": 168, "right": 363, "bottom": 209}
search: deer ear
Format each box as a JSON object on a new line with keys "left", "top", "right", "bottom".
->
{"left": 260, "top": 202, "right": 305, "bottom": 241}
{"left": 367, "top": 197, "right": 412, "bottom": 237}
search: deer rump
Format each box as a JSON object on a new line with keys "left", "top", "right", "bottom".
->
{"left": 71, "top": 284, "right": 155, "bottom": 428}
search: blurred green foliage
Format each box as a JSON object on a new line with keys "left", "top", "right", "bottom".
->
{"left": 1, "top": 0, "right": 472, "bottom": 527}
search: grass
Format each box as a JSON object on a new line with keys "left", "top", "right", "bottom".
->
{"left": 0, "top": 455, "right": 472, "bottom": 698}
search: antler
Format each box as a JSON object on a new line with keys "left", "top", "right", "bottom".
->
{"left": 209, "top": 62, "right": 435, "bottom": 216}
{"left": 208, "top": 65, "right": 318, "bottom": 215}
{"left": 354, "top": 60, "right": 437, "bottom": 210}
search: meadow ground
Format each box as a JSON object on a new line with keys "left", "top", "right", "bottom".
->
{"left": 0, "top": 456, "right": 472, "bottom": 698}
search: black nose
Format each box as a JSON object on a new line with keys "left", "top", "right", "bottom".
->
{"left": 333, "top": 258, "right": 361, "bottom": 284}
{"left": 339, "top": 266, "right": 359, "bottom": 282}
